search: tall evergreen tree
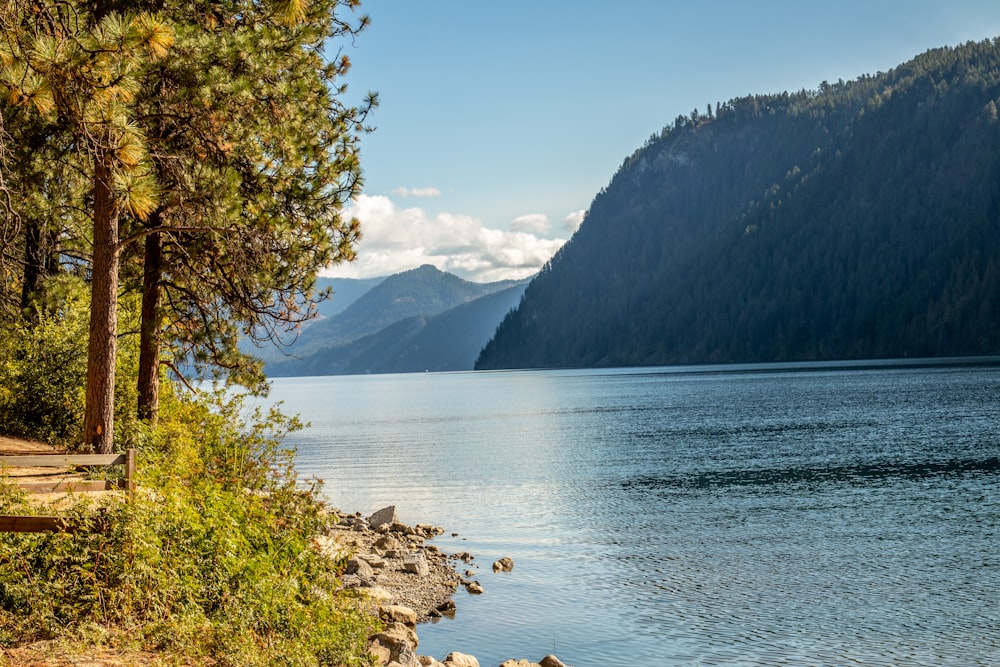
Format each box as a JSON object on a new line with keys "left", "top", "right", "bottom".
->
{"left": 1, "top": 0, "right": 372, "bottom": 445}
{"left": 1, "top": 2, "right": 174, "bottom": 452}
{"left": 125, "top": 0, "right": 374, "bottom": 424}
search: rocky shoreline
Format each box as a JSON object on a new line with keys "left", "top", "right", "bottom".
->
{"left": 317, "top": 505, "right": 572, "bottom": 667}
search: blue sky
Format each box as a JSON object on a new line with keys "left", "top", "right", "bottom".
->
{"left": 325, "top": 0, "right": 1000, "bottom": 282}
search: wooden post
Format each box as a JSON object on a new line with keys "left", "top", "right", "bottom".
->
{"left": 125, "top": 448, "right": 137, "bottom": 500}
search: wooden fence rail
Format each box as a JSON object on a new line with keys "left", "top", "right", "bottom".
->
{"left": 0, "top": 449, "right": 136, "bottom": 533}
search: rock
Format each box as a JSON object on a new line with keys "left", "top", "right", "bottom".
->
{"left": 347, "top": 557, "right": 375, "bottom": 580}
{"left": 416, "top": 523, "right": 443, "bottom": 537}
{"left": 364, "top": 586, "right": 395, "bottom": 603}
{"left": 492, "top": 557, "right": 515, "bottom": 572}
{"left": 499, "top": 661, "right": 539, "bottom": 667}
{"left": 375, "top": 535, "right": 402, "bottom": 552}
{"left": 464, "top": 570, "right": 476, "bottom": 577}
{"left": 391, "top": 521, "right": 417, "bottom": 535}
{"left": 373, "top": 621, "right": 419, "bottom": 651}
{"left": 369, "top": 505, "right": 398, "bottom": 530}
{"left": 381, "top": 604, "right": 418, "bottom": 627}
{"left": 443, "top": 652, "right": 480, "bottom": 667}
{"left": 464, "top": 581, "right": 484, "bottom": 594}
{"left": 403, "top": 552, "right": 430, "bottom": 576}
{"left": 539, "top": 656, "right": 569, "bottom": 667}
{"left": 361, "top": 554, "right": 388, "bottom": 569}
{"left": 451, "top": 551, "right": 474, "bottom": 562}
{"left": 417, "top": 656, "right": 446, "bottom": 667}
{"left": 367, "top": 638, "right": 393, "bottom": 665}
{"left": 435, "top": 599, "right": 456, "bottom": 614}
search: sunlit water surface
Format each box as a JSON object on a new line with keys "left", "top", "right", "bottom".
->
{"left": 266, "top": 360, "right": 1000, "bottom": 666}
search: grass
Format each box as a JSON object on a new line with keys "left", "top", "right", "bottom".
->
{"left": 0, "top": 390, "right": 379, "bottom": 667}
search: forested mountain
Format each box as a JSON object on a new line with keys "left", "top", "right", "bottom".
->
{"left": 265, "top": 265, "right": 527, "bottom": 375}
{"left": 269, "top": 283, "right": 526, "bottom": 376}
{"left": 477, "top": 40, "right": 1000, "bottom": 370}
{"left": 313, "top": 276, "right": 385, "bottom": 319}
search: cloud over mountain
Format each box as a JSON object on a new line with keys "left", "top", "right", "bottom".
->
{"left": 326, "top": 194, "right": 566, "bottom": 282}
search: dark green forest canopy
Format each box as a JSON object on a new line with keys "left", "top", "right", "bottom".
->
{"left": 477, "top": 39, "right": 1000, "bottom": 370}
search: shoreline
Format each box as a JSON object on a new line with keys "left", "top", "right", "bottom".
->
{"left": 321, "top": 505, "right": 570, "bottom": 667}
{"left": 1, "top": 435, "right": 569, "bottom": 667}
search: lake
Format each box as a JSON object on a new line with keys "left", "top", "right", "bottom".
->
{"left": 267, "top": 359, "right": 1000, "bottom": 666}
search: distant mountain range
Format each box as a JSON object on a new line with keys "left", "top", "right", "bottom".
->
{"left": 477, "top": 39, "right": 1000, "bottom": 369}
{"left": 264, "top": 265, "right": 528, "bottom": 376}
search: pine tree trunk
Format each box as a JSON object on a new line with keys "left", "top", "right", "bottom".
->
{"left": 83, "top": 152, "right": 119, "bottom": 454}
{"left": 137, "top": 223, "right": 162, "bottom": 424}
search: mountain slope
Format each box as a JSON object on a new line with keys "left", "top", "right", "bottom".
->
{"left": 313, "top": 276, "right": 385, "bottom": 319}
{"left": 277, "top": 283, "right": 527, "bottom": 375}
{"left": 266, "top": 266, "right": 527, "bottom": 375}
{"left": 477, "top": 40, "right": 1000, "bottom": 370}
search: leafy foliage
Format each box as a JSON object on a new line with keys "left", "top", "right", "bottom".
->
{"left": 0, "top": 389, "right": 376, "bottom": 666}
{"left": 0, "top": 278, "right": 89, "bottom": 444}
{"left": 478, "top": 39, "right": 1000, "bottom": 370}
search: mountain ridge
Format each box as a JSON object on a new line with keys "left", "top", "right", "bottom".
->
{"left": 265, "top": 265, "right": 528, "bottom": 376}
{"left": 477, "top": 39, "right": 1000, "bottom": 370}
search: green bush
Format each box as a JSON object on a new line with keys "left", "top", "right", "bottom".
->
{"left": 0, "top": 389, "right": 377, "bottom": 666}
{"left": 0, "top": 278, "right": 89, "bottom": 445}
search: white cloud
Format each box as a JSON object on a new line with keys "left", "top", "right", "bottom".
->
{"left": 564, "top": 209, "right": 585, "bottom": 232}
{"left": 391, "top": 186, "right": 442, "bottom": 198}
{"left": 511, "top": 213, "right": 551, "bottom": 235}
{"left": 324, "top": 195, "right": 566, "bottom": 282}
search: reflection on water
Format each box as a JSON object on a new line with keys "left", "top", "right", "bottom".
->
{"left": 627, "top": 455, "right": 1000, "bottom": 490}
{"left": 269, "top": 360, "right": 1000, "bottom": 667}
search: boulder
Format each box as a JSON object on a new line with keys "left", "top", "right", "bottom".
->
{"left": 374, "top": 535, "right": 402, "bottom": 552}
{"left": 403, "top": 552, "right": 430, "bottom": 576}
{"left": 360, "top": 553, "right": 388, "bottom": 569}
{"left": 364, "top": 586, "right": 395, "bottom": 603}
{"left": 442, "top": 652, "right": 480, "bottom": 667}
{"left": 347, "top": 557, "right": 374, "bottom": 580}
{"left": 369, "top": 505, "right": 398, "bottom": 530}
{"left": 464, "top": 581, "right": 484, "bottom": 594}
{"left": 499, "top": 661, "right": 538, "bottom": 667}
{"left": 539, "top": 657, "right": 569, "bottom": 667}
{"left": 417, "top": 656, "right": 446, "bottom": 667}
{"left": 367, "top": 638, "right": 392, "bottom": 665}
{"left": 391, "top": 521, "right": 417, "bottom": 535}
{"left": 381, "top": 604, "right": 418, "bottom": 627}
{"left": 373, "top": 621, "right": 419, "bottom": 651}
{"left": 492, "top": 557, "right": 515, "bottom": 572}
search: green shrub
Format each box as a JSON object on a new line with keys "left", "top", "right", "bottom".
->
{"left": 0, "top": 389, "right": 377, "bottom": 666}
{"left": 0, "top": 278, "right": 89, "bottom": 445}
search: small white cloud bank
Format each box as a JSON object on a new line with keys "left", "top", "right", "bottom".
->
{"left": 564, "top": 209, "right": 585, "bottom": 232}
{"left": 511, "top": 213, "right": 551, "bottom": 235}
{"left": 391, "top": 186, "right": 442, "bottom": 198}
{"left": 324, "top": 194, "right": 567, "bottom": 283}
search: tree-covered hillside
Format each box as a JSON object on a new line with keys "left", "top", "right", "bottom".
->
{"left": 265, "top": 265, "right": 527, "bottom": 375}
{"left": 477, "top": 40, "right": 1000, "bottom": 370}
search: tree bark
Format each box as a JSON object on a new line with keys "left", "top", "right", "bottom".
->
{"left": 137, "top": 221, "right": 162, "bottom": 424}
{"left": 83, "top": 151, "right": 119, "bottom": 454}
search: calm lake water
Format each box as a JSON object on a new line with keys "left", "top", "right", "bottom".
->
{"left": 267, "top": 359, "right": 1000, "bottom": 667}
